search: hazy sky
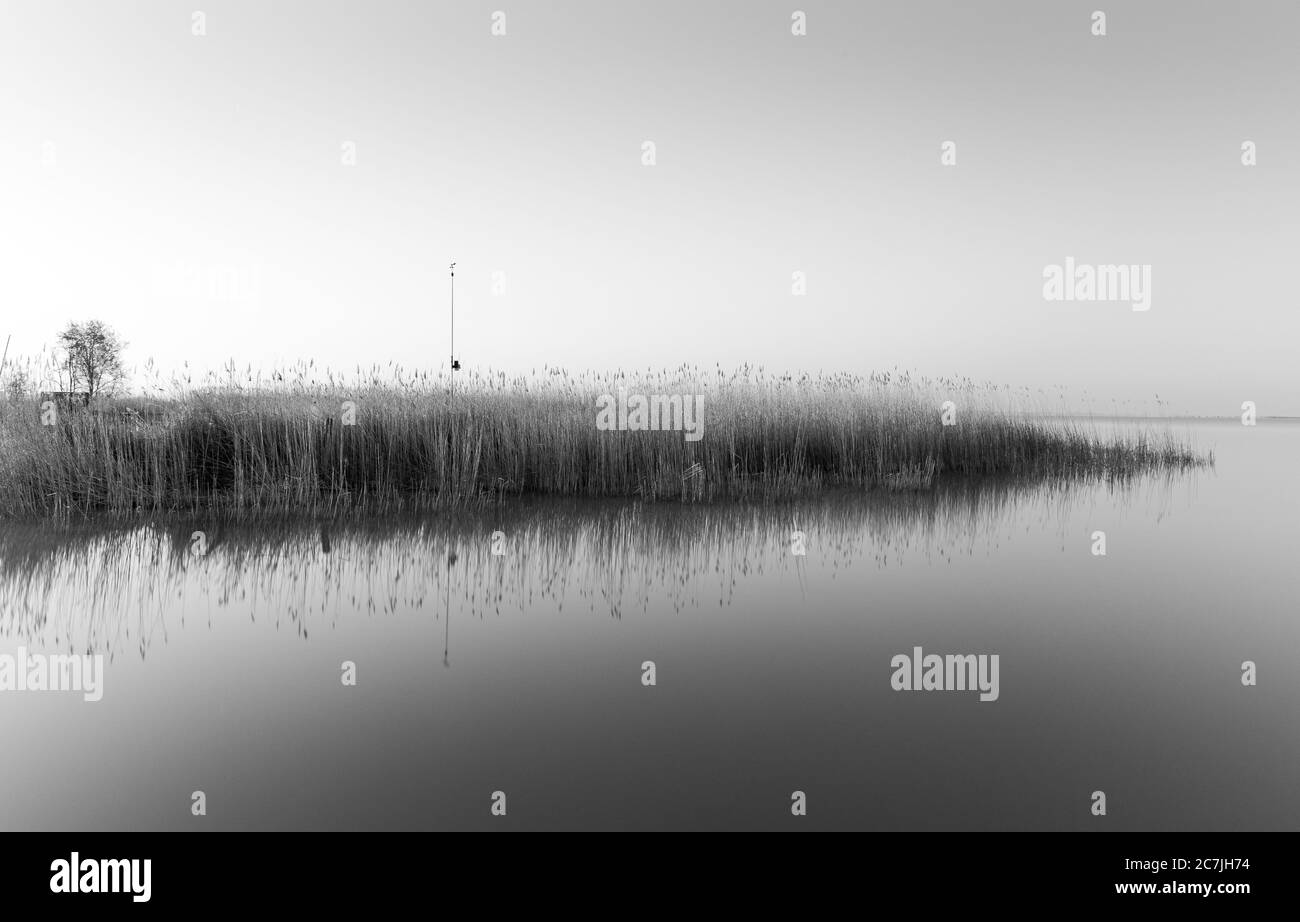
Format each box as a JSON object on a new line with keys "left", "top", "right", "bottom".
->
{"left": 1, "top": 1, "right": 1296, "bottom": 414}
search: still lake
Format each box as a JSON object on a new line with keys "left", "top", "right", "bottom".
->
{"left": 1, "top": 420, "right": 1296, "bottom": 830}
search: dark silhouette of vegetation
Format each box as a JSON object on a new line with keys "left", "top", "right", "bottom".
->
{"left": 56, "top": 320, "right": 128, "bottom": 400}
{"left": 0, "top": 364, "right": 1211, "bottom": 518}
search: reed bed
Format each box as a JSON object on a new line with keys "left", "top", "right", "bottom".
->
{"left": 0, "top": 363, "right": 1210, "bottom": 518}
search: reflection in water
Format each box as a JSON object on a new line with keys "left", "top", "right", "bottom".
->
{"left": 0, "top": 472, "right": 1197, "bottom": 661}
{"left": 6, "top": 422, "right": 1296, "bottom": 831}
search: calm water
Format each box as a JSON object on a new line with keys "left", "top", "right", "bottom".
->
{"left": 1, "top": 420, "right": 1296, "bottom": 830}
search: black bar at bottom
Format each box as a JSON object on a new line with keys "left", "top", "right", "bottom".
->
{"left": 0, "top": 832, "right": 1280, "bottom": 908}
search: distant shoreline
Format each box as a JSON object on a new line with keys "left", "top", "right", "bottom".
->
{"left": 1043, "top": 414, "right": 1299, "bottom": 422}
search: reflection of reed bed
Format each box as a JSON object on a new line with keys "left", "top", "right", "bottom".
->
{"left": 0, "top": 365, "right": 1210, "bottom": 517}
{"left": 0, "top": 473, "right": 1195, "bottom": 656}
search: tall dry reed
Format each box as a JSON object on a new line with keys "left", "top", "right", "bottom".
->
{"left": 0, "top": 363, "right": 1210, "bottom": 517}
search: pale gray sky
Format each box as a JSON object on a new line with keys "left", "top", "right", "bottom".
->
{"left": 1, "top": 1, "right": 1296, "bottom": 414}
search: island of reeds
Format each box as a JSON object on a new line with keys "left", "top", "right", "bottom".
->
{"left": 0, "top": 362, "right": 1210, "bottom": 518}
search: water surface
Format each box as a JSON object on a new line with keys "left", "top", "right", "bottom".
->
{"left": 1, "top": 420, "right": 1295, "bottom": 830}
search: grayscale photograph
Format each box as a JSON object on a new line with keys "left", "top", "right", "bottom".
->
{"left": 0, "top": 0, "right": 1292, "bottom": 905}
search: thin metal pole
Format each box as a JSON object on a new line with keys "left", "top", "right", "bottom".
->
{"left": 0, "top": 335, "right": 10, "bottom": 386}
{"left": 448, "top": 261, "right": 456, "bottom": 487}
{"left": 449, "top": 261, "right": 456, "bottom": 396}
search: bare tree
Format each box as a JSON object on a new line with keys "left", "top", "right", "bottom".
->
{"left": 57, "top": 320, "right": 128, "bottom": 399}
